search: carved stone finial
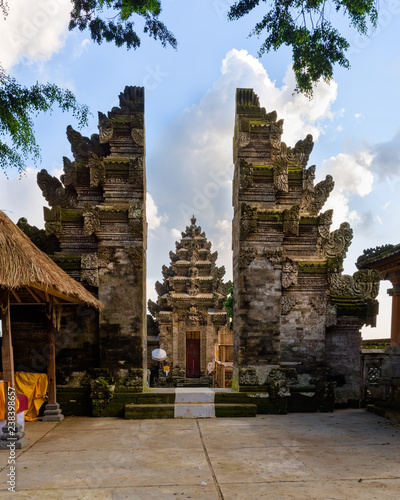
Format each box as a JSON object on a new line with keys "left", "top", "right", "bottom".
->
{"left": 300, "top": 175, "right": 334, "bottom": 215}
{"left": 66, "top": 125, "right": 107, "bottom": 163}
{"left": 37, "top": 169, "right": 78, "bottom": 208}
{"left": 319, "top": 222, "right": 353, "bottom": 260}
{"left": 98, "top": 111, "right": 113, "bottom": 144}
{"left": 287, "top": 134, "right": 314, "bottom": 169}
{"left": 318, "top": 210, "right": 333, "bottom": 239}
{"left": 191, "top": 215, "right": 196, "bottom": 226}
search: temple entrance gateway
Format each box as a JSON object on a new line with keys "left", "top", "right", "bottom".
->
{"left": 186, "top": 331, "right": 201, "bottom": 378}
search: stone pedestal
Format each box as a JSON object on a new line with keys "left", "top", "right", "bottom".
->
{"left": 0, "top": 423, "right": 28, "bottom": 449}
{"left": 42, "top": 402, "right": 64, "bottom": 422}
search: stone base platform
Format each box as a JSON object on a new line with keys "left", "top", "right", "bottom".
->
{"left": 124, "top": 388, "right": 257, "bottom": 419}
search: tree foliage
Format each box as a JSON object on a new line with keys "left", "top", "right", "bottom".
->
{"left": 228, "top": 0, "right": 378, "bottom": 96}
{"left": 0, "top": 0, "right": 176, "bottom": 174}
{"left": 69, "top": 0, "right": 177, "bottom": 50}
{"left": 224, "top": 282, "right": 233, "bottom": 322}
{"left": 0, "top": 67, "right": 89, "bottom": 174}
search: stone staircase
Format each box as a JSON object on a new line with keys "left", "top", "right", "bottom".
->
{"left": 124, "top": 388, "right": 257, "bottom": 419}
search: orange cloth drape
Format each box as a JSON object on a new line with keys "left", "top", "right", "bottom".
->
{"left": 14, "top": 372, "right": 48, "bottom": 421}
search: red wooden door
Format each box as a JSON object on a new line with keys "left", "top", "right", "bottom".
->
{"left": 186, "top": 338, "right": 200, "bottom": 378}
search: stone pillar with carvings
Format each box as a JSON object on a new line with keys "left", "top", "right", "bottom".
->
{"left": 36, "top": 87, "right": 147, "bottom": 390}
{"left": 232, "top": 89, "right": 380, "bottom": 407}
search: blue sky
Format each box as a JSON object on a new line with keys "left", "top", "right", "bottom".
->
{"left": 1, "top": 0, "right": 400, "bottom": 339}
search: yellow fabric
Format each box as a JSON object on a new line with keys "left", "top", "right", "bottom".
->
{"left": 14, "top": 372, "right": 48, "bottom": 421}
{"left": 0, "top": 380, "right": 20, "bottom": 420}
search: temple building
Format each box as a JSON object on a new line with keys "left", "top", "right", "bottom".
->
{"left": 149, "top": 217, "right": 230, "bottom": 386}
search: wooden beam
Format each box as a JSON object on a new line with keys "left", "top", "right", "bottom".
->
{"left": 10, "top": 289, "right": 22, "bottom": 303}
{"left": 30, "top": 283, "right": 81, "bottom": 305}
{"left": 0, "top": 290, "right": 15, "bottom": 424}
{"left": 46, "top": 297, "right": 57, "bottom": 405}
{"left": 26, "top": 286, "right": 43, "bottom": 303}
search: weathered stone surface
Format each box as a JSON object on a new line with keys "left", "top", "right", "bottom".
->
{"left": 152, "top": 217, "right": 229, "bottom": 386}
{"left": 232, "top": 88, "right": 379, "bottom": 407}
{"left": 29, "top": 87, "right": 148, "bottom": 394}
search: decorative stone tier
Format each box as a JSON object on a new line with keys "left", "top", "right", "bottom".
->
{"left": 232, "top": 88, "right": 380, "bottom": 407}
{"left": 19, "top": 86, "right": 148, "bottom": 389}
{"left": 150, "top": 217, "right": 230, "bottom": 385}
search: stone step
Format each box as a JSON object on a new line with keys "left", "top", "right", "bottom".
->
{"left": 125, "top": 403, "right": 257, "bottom": 419}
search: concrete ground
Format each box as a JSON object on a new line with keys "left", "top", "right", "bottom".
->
{"left": 0, "top": 409, "right": 399, "bottom": 499}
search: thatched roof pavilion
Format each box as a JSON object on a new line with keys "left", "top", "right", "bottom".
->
{"left": 0, "top": 210, "right": 103, "bottom": 447}
{"left": 0, "top": 210, "right": 103, "bottom": 308}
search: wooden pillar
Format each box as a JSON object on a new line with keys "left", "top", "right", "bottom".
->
{"left": 390, "top": 282, "right": 400, "bottom": 347}
{"left": 46, "top": 298, "right": 56, "bottom": 405}
{"left": 0, "top": 290, "right": 14, "bottom": 423}
{"left": 42, "top": 298, "right": 64, "bottom": 421}
{"left": 0, "top": 289, "right": 28, "bottom": 449}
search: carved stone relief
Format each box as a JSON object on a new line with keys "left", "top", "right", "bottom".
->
{"left": 300, "top": 175, "right": 334, "bottom": 215}
{"left": 37, "top": 169, "right": 78, "bottom": 208}
{"left": 282, "top": 259, "right": 298, "bottom": 289}
{"left": 240, "top": 159, "right": 253, "bottom": 189}
{"left": 283, "top": 204, "right": 300, "bottom": 237}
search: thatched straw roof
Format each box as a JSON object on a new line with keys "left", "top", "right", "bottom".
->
{"left": 0, "top": 210, "right": 103, "bottom": 308}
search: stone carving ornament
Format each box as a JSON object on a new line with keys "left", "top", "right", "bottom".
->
{"left": 240, "top": 159, "right": 253, "bottom": 189}
{"left": 128, "top": 157, "right": 144, "bottom": 186}
{"left": 273, "top": 160, "right": 288, "bottom": 192}
{"left": 240, "top": 203, "right": 258, "bottom": 237}
{"left": 98, "top": 111, "right": 113, "bottom": 144}
{"left": 328, "top": 269, "right": 380, "bottom": 300}
{"left": 287, "top": 134, "right": 314, "bottom": 169}
{"left": 89, "top": 155, "right": 106, "bottom": 187}
{"left": 238, "top": 247, "right": 257, "bottom": 268}
{"left": 281, "top": 296, "right": 297, "bottom": 315}
{"left": 83, "top": 204, "right": 100, "bottom": 236}
{"left": 282, "top": 259, "right": 298, "bottom": 289}
{"left": 318, "top": 210, "right": 333, "bottom": 240}
{"left": 283, "top": 204, "right": 300, "bottom": 237}
{"left": 81, "top": 253, "right": 99, "bottom": 287}
{"left": 300, "top": 175, "right": 334, "bottom": 215}
{"left": 37, "top": 169, "right": 78, "bottom": 208}
{"left": 303, "top": 165, "right": 316, "bottom": 191}
{"left": 319, "top": 222, "right": 353, "bottom": 260}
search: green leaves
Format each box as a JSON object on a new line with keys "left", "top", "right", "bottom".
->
{"left": 228, "top": 0, "right": 378, "bottom": 96}
{"left": 0, "top": 69, "right": 89, "bottom": 173}
{"left": 69, "top": 0, "right": 177, "bottom": 50}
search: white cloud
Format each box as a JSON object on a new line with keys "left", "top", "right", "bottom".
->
{"left": 74, "top": 38, "right": 91, "bottom": 59}
{"left": 317, "top": 152, "right": 374, "bottom": 228}
{"left": 170, "top": 228, "right": 181, "bottom": 239}
{"left": 148, "top": 49, "right": 339, "bottom": 285}
{"left": 147, "top": 193, "right": 168, "bottom": 231}
{"left": 0, "top": 168, "right": 48, "bottom": 228}
{"left": 0, "top": 0, "right": 71, "bottom": 70}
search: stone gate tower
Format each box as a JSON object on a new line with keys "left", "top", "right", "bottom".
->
{"left": 37, "top": 86, "right": 147, "bottom": 390}
{"left": 149, "top": 217, "right": 229, "bottom": 386}
{"left": 232, "top": 89, "right": 380, "bottom": 408}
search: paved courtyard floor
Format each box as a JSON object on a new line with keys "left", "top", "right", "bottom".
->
{"left": 0, "top": 409, "right": 399, "bottom": 499}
